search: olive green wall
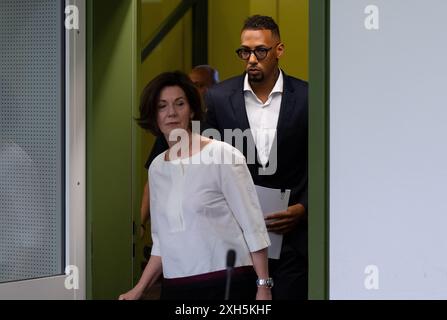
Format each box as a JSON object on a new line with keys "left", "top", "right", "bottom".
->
{"left": 87, "top": 0, "right": 139, "bottom": 299}
{"left": 135, "top": 0, "right": 193, "bottom": 284}
{"left": 209, "top": 0, "right": 309, "bottom": 81}
{"left": 139, "top": 0, "right": 309, "bottom": 95}
{"left": 208, "top": 0, "right": 250, "bottom": 81}
{"left": 308, "top": 0, "right": 329, "bottom": 300}
{"left": 140, "top": 0, "right": 192, "bottom": 87}
{"left": 278, "top": 0, "right": 308, "bottom": 80}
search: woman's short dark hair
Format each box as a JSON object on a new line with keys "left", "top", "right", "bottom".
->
{"left": 137, "top": 71, "right": 204, "bottom": 136}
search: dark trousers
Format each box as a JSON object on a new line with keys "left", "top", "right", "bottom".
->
{"left": 269, "top": 226, "right": 308, "bottom": 300}
{"left": 160, "top": 266, "right": 257, "bottom": 300}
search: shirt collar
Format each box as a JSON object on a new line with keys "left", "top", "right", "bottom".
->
{"left": 244, "top": 68, "right": 284, "bottom": 97}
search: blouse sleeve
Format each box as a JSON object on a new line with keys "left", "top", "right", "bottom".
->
{"left": 220, "top": 147, "right": 271, "bottom": 252}
{"left": 150, "top": 228, "right": 161, "bottom": 257}
{"left": 149, "top": 196, "right": 161, "bottom": 256}
{"left": 148, "top": 167, "right": 161, "bottom": 257}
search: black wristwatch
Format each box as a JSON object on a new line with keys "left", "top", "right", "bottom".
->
{"left": 256, "top": 277, "right": 274, "bottom": 288}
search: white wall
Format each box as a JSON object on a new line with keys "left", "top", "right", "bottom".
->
{"left": 330, "top": 0, "right": 447, "bottom": 299}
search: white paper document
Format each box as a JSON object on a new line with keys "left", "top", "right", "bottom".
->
{"left": 255, "top": 185, "right": 291, "bottom": 259}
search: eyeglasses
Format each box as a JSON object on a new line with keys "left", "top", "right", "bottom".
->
{"left": 235, "top": 44, "right": 279, "bottom": 61}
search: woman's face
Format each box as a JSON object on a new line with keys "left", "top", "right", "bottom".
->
{"left": 156, "top": 86, "right": 193, "bottom": 138}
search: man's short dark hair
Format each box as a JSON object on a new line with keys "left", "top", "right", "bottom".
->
{"left": 242, "top": 15, "right": 281, "bottom": 40}
{"left": 137, "top": 71, "right": 204, "bottom": 136}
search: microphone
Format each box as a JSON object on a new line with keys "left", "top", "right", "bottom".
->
{"left": 224, "top": 249, "right": 236, "bottom": 300}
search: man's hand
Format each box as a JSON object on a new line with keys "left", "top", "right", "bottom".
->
{"left": 265, "top": 203, "right": 306, "bottom": 235}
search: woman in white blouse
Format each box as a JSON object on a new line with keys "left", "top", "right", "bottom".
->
{"left": 119, "top": 71, "right": 271, "bottom": 300}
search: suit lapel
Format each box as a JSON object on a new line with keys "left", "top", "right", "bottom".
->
{"left": 262, "top": 72, "right": 296, "bottom": 169}
{"left": 229, "top": 76, "right": 250, "bottom": 132}
{"left": 228, "top": 73, "right": 296, "bottom": 168}
{"left": 229, "top": 75, "right": 259, "bottom": 163}
{"left": 276, "top": 73, "right": 296, "bottom": 144}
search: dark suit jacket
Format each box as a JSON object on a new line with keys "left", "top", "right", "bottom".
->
{"left": 205, "top": 72, "right": 308, "bottom": 209}
{"left": 204, "top": 72, "right": 308, "bottom": 257}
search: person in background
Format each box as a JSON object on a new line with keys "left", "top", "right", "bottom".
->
{"left": 139, "top": 65, "right": 219, "bottom": 238}
{"left": 119, "top": 71, "right": 271, "bottom": 300}
{"left": 188, "top": 65, "right": 219, "bottom": 98}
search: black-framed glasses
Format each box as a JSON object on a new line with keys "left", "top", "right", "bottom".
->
{"left": 235, "top": 44, "right": 279, "bottom": 61}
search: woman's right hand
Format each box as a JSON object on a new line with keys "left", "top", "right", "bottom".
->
{"left": 118, "top": 286, "right": 145, "bottom": 300}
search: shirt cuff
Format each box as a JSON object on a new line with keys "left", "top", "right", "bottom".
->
{"left": 244, "top": 230, "right": 271, "bottom": 252}
{"left": 151, "top": 232, "right": 161, "bottom": 256}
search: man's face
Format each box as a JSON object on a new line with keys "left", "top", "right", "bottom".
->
{"left": 189, "top": 69, "right": 213, "bottom": 97}
{"left": 240, "top": 29, "right": 284, "bottom": 83}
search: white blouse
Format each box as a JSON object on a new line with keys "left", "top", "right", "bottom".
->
{"left": 148, "top": 140, "right": 270, "bottom": 279}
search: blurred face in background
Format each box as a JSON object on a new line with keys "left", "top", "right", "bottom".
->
{"left": 189, "top": 68, "right": 214, "bottom": 97}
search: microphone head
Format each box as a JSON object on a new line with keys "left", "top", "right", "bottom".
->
{"left": 226, "top": 249, "right": 236, "bottom": 268}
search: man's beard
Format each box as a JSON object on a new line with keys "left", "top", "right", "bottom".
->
{"left": 248, "top": 71, "right": 264, "bottom": 83}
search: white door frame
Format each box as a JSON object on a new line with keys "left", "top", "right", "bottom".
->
{"left": 0, "top": 0, "right": 86, "bottom": 300}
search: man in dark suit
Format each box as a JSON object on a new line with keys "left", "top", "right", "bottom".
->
{"left": 204, "top": 15, "right": 308, "bottom": 300}
{"left": 143, "top": 15, "right": 308, "bottom": 299}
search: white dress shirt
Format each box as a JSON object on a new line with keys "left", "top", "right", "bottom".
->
{"left": 244, "top": 69, "right": 283, "bottom": 166}
{"left": 148, "top": 140, "right": 271, "bottom": 279}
